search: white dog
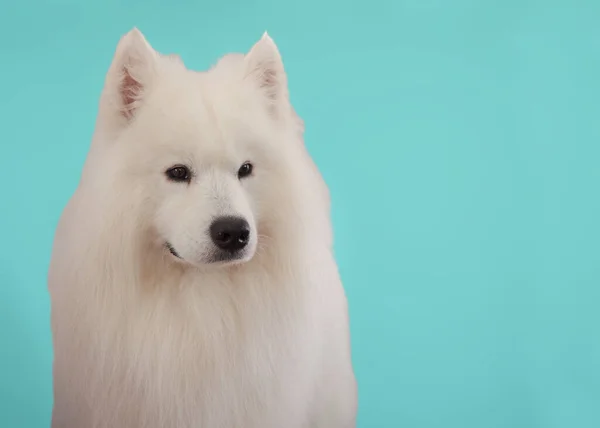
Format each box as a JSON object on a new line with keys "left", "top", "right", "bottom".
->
{"left": 48, "top": 28, "right": 357, "bottom": 428}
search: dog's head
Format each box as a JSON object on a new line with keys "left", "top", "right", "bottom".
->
{"left": 94, "top": 29, "right": 309, "bottom": 268}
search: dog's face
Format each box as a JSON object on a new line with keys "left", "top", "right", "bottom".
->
{"left": 141, "top": 104, "right": 262, "bottom": 267}
{"left": 99, "top": 29, "right": 300, "bottom": 268}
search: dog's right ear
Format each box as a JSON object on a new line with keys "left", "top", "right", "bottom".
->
{"left": 99, "top": 28, "right": 158, "bottom": 129}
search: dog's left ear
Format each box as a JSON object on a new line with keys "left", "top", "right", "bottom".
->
{"left": 98, "top": 28, "right": 159, "bottom": 132}
{"left": 244, "top": 32, "right": 289, "bottom": 117}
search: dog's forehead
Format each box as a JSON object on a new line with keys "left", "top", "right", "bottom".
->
{"left": 133, "top": 58, "right": 274, "bottom": 160}
{"left": 149, "top": 76, "right": 247, "bottom": 133}
{"left": 174, "top": 91, "right": 259, "bottom": 148}
{"left": 139, "top": 78, "right": 264, "bottom": 158}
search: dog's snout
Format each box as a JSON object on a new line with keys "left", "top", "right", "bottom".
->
{"left": 210, "top": 216, "right": 250, "bottom": 252}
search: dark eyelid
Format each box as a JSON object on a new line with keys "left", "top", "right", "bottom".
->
{"left": 165, "top": 164, "right": 192, "bottom": 183}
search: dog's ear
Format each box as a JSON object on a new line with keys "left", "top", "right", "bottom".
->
{"left": 244, "top": 32, "right": 289, "bottom": 117}
{"left": 100, "top": 28, "right": 158, "bottom": 128}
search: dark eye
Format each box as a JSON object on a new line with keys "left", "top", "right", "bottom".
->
{"left": 165, "top": 165, "right": 191, "bottom": 182}
{"left": 237, "top": 162, "right": 253, "bottom": 179}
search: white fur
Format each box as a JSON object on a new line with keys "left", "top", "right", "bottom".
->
{"left": 48, "top": 28, "right": 357, "bottom": 428}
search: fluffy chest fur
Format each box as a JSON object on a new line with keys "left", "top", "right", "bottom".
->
{"left": 52, "top": 260, "right": 329, "bottom": 428}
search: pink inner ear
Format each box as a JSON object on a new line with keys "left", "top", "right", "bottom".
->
{"left": 120, "top": 66, "right": 142, "bottom": 119}
{"left": 250, "top": 62, "right": 279, "bottom": 102}
{"left": 259, "top": 67, "right": 277, "bottom": 98}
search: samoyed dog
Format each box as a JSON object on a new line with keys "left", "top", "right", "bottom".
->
{"left": 48, "top": 29, "right": 357, "bottom": 428}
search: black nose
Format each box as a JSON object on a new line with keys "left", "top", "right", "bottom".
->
{"left": 209, "top": 216, "right": 250, "bottom": 252}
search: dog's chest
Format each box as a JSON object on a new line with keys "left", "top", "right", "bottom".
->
{"left": 89, "top": 285, "right": 319, "bottom": 428}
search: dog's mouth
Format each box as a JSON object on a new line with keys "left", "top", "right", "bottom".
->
{"left": 165, "top": 242, "right": 182, "bottom": 259}
{"left": 206, "top": 250, "right": 250, "bottom": 265}
{"left": 164, "top": 242, "right": 256, "bottom": 266}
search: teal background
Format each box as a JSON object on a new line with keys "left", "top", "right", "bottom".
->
{"left": 1, "top": 0, "right": 599, "bottom": 427}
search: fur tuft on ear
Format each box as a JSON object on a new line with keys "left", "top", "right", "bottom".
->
{"left": 120, "top": 64, "right": 142, "bottom": 120}
{"left": 244, "top": 32, "right": 288, "bottom": 115}
{"left": 101, "top": 28, "right": 158, "bottom": 127}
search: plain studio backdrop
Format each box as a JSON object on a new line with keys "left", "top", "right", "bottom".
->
{"left": 0, "top": 0, "right": 599, "bottom": 427}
